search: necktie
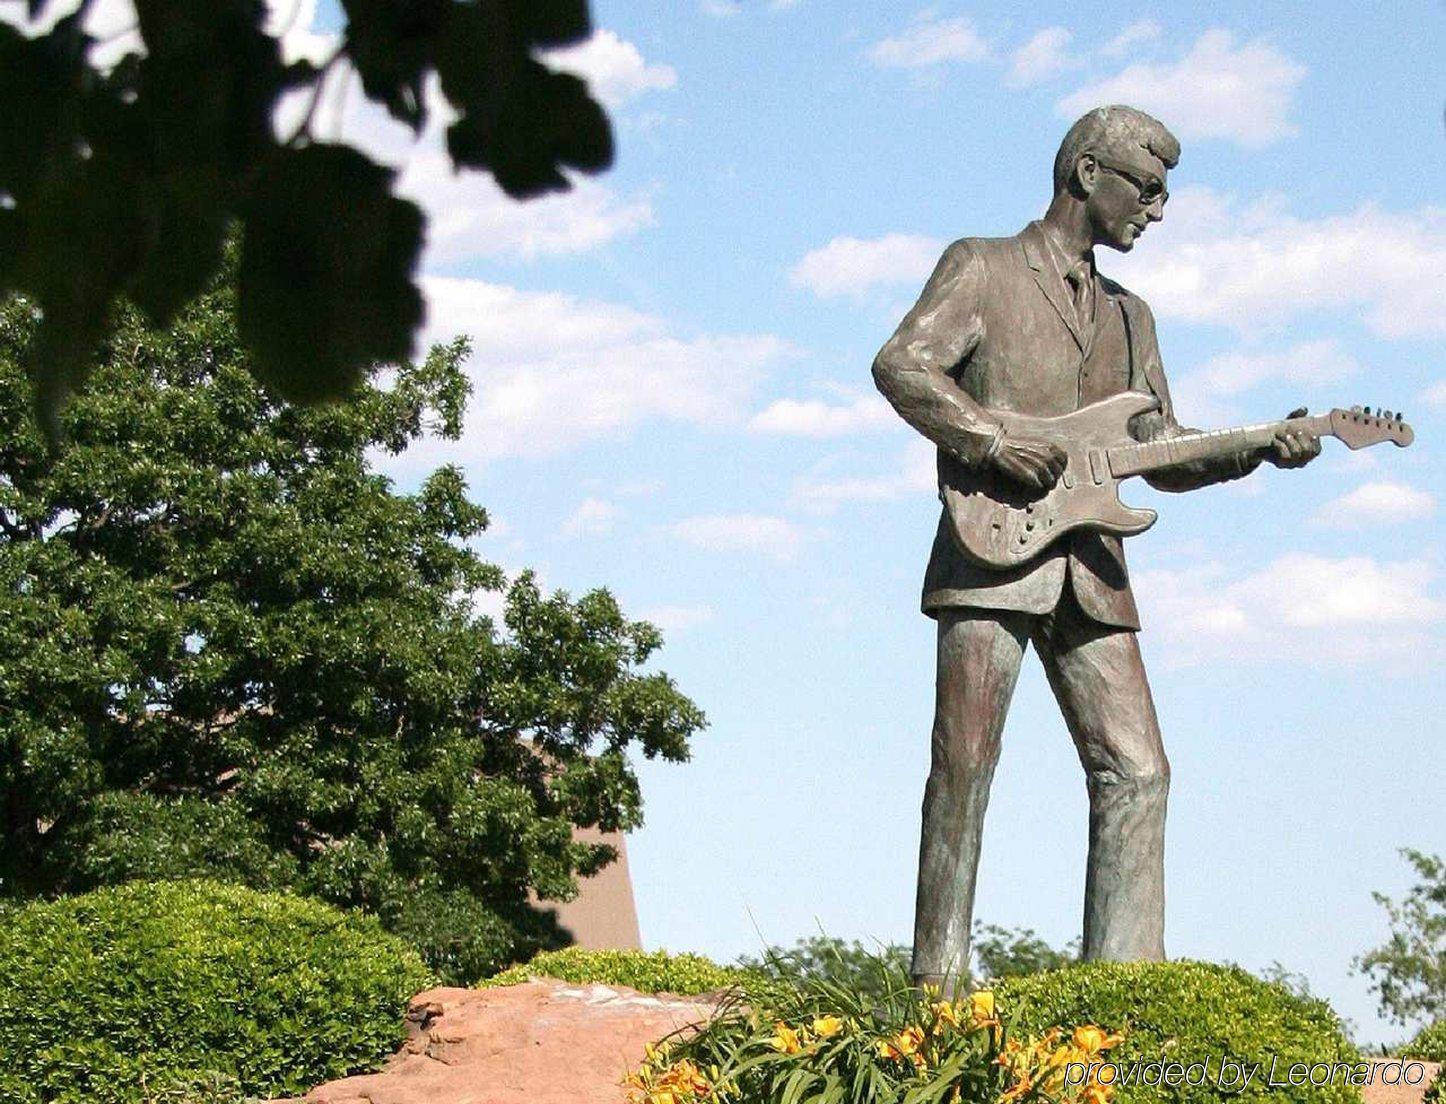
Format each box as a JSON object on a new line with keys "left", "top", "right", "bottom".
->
{"left": 1066, "top": 261, "right": 1094, "bottom": 327}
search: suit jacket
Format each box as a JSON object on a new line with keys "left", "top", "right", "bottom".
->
{"left": 872, "top": 221, "right": 1256, "bottom": 631}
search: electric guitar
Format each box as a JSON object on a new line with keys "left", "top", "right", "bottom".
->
{"left": 949, "top": 391, "right": 1416, "bottom": 569}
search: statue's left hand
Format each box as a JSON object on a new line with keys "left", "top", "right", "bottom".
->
{"left": 1265, "top": 406, "right": 1322, "bottom": 469}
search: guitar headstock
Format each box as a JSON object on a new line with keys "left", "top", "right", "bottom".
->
{"left": 1329, "top": 406, "right": 1415, "bottom": 450}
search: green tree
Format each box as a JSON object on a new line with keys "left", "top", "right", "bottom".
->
{"left": 1356, "top": 849, "right": 1446, "bottom": 1026}
{"left": 0, "top": 267, "right": 701, "bottom": 983}
{"left": 971, "top": 922, "right": 1078, "bottom": 979}
{"left": 1, "top": 0, "right": 612, "bottom": 434}
{"left": 740, "top": 925, "right": 1077, "bottom": 1000}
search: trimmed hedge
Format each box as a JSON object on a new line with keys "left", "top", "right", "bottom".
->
{"left": 0, "top": 880, "right": 434, "bottom": 1103}
{"left": 1406, "top": 1020, "right": 1446, "bottom": 1062}
{"left": 996, "top": 960, "right": 1361, "bottom": 1104}
{"left": 481, "top": 946, "right": 786, "bottom": 1005}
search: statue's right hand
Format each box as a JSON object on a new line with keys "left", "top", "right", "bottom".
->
{"left": 991, "top": 435, "right": 1067, "bottom": 489}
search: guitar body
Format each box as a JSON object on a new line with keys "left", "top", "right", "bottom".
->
{"left": 944, "top": 391, "right": 1161, "bottom": 569}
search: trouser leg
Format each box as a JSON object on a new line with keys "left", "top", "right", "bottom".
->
{"left": 912, "top": 608, "right": 1029, "bottom": 991}
{"left": 1034, "top": 594, "right": 1169, "bottom": 961}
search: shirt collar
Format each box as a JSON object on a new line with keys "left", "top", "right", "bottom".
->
{"left": 1036, "top": 220, "right": 1096, "bottom": 282}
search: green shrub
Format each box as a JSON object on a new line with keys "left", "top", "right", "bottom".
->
{"left": 481, "top": 946, "right": 786, "bottom": 1005}
{"left": 996, "top": 960, "right": 1361, "bottom": 1104}
{"left": 0, "top": 879, "right": 434, "bottom": 1103}
{"left": 1405, "top": 1019, "right": 1446, "bottom": 1062}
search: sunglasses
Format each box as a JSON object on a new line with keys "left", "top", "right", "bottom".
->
{"left": 1092, "top": 157, "right": 1169, "bottom": 207}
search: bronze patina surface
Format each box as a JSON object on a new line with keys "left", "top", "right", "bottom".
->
{"left": 873, "top": 106, "right": 1327, "bottom": 990}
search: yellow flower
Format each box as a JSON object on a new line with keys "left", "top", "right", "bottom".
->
{"left": 893, "top": 1025, "right": 926, "bottom": 1056}
{"left": 1083, "top": 1084, "right": 1115, "bottom": 1104}
{"left": 1071, "top": 1025, "right": 1125, "bottom": 1055}
{"left": 878, "top": 1024, "right": 928, "bottom": 1067}
{"left": 933, "top": 1000, "right": 962, "bottom": 1029}
{"left": 970, "top": 990, "right": 1000, "bottom": 1029}
{"left": 770, "top": 1021, "right": 803, "bottom": 1055}
{"left": 999, "top": 1071, "right": 1034, "bottom": 1104}
{"left": 811, "top": 1014, "right": 844, "bottom": 1038}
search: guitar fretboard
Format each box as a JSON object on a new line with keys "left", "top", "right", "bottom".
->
{"left": 1107, "top": 415, "right": 1333, "bottom": 477}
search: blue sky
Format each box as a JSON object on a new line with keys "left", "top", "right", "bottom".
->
{"left": 15, "top": 0, "right": 1444, "bottom": 1044}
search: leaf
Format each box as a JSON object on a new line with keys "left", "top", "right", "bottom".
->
{"left": 502, "top": 0, "right": 593, "bottom": 47}
{"left": 0, "top": 19, "right": 90, "bottom": 202}
{"left": 124, "top": 186, "right": 230, "bottom": 327}
{"left": 433, "top": 5, "right": 612, "bottom": 199}
{"left": 237, "top": 144, "right": 423, "bottom": 405}
{"left": 131, "top": 0, "right": 286, "bottom": 180}
{"left": 340, "top": 0, "right": 447, "bottom": 132}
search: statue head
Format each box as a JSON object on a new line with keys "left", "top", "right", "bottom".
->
{"left": 1052, "top": 105, "right": 1177, "bottom": 252}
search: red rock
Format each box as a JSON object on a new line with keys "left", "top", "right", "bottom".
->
{"left": 1363, "top": 1060, "right": 1440, "bottom": 1104}
{"left": 276, "top": 980, "right": 718, "bottom": 1104}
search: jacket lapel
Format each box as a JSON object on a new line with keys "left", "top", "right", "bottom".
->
{"left": 1021, "top": 222, "right": 1086, "bottom": 354}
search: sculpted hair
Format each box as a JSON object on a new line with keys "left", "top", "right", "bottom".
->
{"left": 1052, "top": 106, "right": 1180, "bottom": 195}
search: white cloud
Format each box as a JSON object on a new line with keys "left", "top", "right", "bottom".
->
{"left": 1421, "top": 380, "right": 1446, "bottom": 409}
{"left": 790, "top": 233, "right": 942, "bottom": 299}
{"left": 542, "top": 29, "right": 678, "bottom": 108}
{"left": 700, "top": 0, "right": 798, "bottom": 13}
{"left": 1109, "top": 188, "right": 1446, "bottom": 340}
{"left": 398, "top": 276, "right": 790, "bottom": 463}
{"left": 1007, "top": 27, "right": 1080, "bottom": 88}
{"left": 749, "top": 392, "right": 896, "bottom": 437}
{"left": 399, "top": 151, "right": 655, "bottom": 265}
{"left": 562, "top": 498, "right": 618, "bottom": 538}
{"left": 1313, "top": 482, "right": 1437, "bottom": 528}
{"left": 1166, "top": 338, "right": 1360, "bottom": 426}
{"left": 1189, "top": 339, "right": 1359, "bottom": 397}
{"left": 639, "top": 605, "right": 715, "bottom": 635}
{"left": 868, "top": 14, "right": 990, "bottom": 69}
{"left": 793, "top": 439, "right": 936, "bottom": 514}
{"left": 1059, "top": 30, "right": 1305, "bottom": 148}
{"left": 1099, "top": 20, "right": 1162, "bottom": 59}
{"left": 1135, "top": 553, "right": 1443, "bottom": 667}
{"left": 664, "top": 514, "right": 809, "bottom": 563}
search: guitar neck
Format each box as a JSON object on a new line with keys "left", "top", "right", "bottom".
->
{"left": 1107, "top": 414, "right": 1335, "bottom": 478}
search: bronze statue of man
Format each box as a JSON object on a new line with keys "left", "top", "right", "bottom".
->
{"left": 872, "top": 105, "right": 1321, "bottom": 990}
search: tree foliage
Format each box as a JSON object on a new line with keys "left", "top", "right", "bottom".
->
{"left": 739, "top": 925, "right": 1078, "bottom": 1001}
{"left": 0, "top": 0, "right": 612, "bottom": 436}
{"left": 0, "top": 267, "right": 701, "bottom": 982}
{"left": 972, "top": 922, "right": 1078, "bottom": 979}
{"left": 1357, "top": 849, "right": 1446, "bottom": 1027}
